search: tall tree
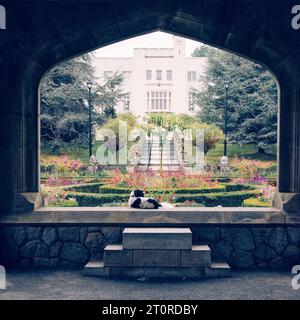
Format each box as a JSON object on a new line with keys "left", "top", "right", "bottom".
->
{"left": 40, "top": 56, "right": 124, "bottom": 153}
{"left": 95, "top": 71, "right": 124, "bottom": 119}
{"left": 40, "top": 54, "right": 98, "bottom": 152}
{"left": 192, "top": 47, "right": 278, "bottom": 153}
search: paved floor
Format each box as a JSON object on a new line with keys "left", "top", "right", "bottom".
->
{"left": 0, "top": 269, "right": 299, "bottom": 300}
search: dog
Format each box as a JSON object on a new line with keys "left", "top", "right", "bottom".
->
{"left": 128, "top": 189, "right": 162, "bottom": 209}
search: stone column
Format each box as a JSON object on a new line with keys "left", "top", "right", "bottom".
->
{"left": 275, "top": 74, "right": 300, "bottom": 212}
{"left": 0, "top": 38, "right": 44, "bottom": 214}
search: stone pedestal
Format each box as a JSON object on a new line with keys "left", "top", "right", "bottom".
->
{"left": 84, "top": 227, "right": 230, "bottom": 279}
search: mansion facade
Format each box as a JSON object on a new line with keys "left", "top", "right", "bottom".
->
{"left": 93, "top": 36, "right": 208, "bottom": 117}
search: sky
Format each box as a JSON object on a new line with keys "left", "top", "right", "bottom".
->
{"left": 93, "top": 31, "right": 202, "bottom": 58}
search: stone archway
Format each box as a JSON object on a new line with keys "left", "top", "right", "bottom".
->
{"left": 1, "top": 0, "right": 300, "bottom": 214}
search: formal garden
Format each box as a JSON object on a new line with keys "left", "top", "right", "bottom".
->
{"left": 40, "top": 40, "right": 278, "bottom": 209}
{"left": 40, "top": 153, "right": 276, "bottom": 208}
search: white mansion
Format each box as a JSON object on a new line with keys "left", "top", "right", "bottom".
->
{"left": 93, "top": 36, "right": 208, "bottom": 117}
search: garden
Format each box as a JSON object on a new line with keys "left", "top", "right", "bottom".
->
{"left": 39, "top": 40, "right": 278, "bottom": 209}
{"left": 41, "top": 154, "right": 276, "bottom": 208}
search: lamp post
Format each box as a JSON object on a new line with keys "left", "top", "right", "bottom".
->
{"left": 87, "top": 80, "right": 93, "bottom": 159}
{"left": 223, "top": 80, "right": 230, "bottom": 157}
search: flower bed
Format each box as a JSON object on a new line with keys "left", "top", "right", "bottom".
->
{"left": 40, "top": 157, "right": 276, "bottom": 208}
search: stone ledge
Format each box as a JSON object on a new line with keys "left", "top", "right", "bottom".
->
{"left": 0, "top": 207, "right": 293, "bottom": 226}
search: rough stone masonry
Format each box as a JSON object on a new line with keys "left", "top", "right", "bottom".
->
{"left": 0, "top": 226, "right": 299, "bottom": 269}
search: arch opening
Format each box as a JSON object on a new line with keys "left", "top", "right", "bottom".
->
{"left": 39, "top": 31, "right": 278, "bottom": 209}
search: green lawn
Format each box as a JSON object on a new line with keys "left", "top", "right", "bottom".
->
{"left": 41, "top": 144, "right": 102, "bottom": 164}
{"left": 205, "top": 143, "right": 276, "bottom": 165}
{"left": 41, "top": 143, "right": 128, "bottom": 165}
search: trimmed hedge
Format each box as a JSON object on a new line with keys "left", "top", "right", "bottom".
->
{"left": 174, "top": 190, "right": 261, "bottom": 207}
{"left": 99, "top": 183, "right": 254, "bottom": 195}
{"left": 224, "top": 183, "right": 255, "bottom": 192}
{"left": 48, "top": 199, "right": 79, "bottom": 207}
{"left": 243, "top": 197, "right": 271, "bottom": 207}
{"left": 62, "top": 183, "right": 103, "bottom": 193}
{"left": 65, "top": 190, "right": 261, "bottom": 207}
{"left": 65, "top": 192, "right": 128, "bottom": 207}
{"left": 99, "top": 184, "right": 227, "bottom": 195}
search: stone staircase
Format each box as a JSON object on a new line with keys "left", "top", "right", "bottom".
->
{"left": 84, "top": 228, "right": 230, "bottom": 279}
{"left": 137, "top": 134, "right": 182, "bottom": 171}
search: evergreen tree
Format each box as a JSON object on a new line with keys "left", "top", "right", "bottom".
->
{"left": 192, "top": 47, "right": 278, "bottom": 153}
{"left": 40, "top": 55, "right": 97, "bottom": 153}
{"left": 40, "top": 56, "right": 124, "bottom": 153}
{"left": 96, "top": 72, "right": 124, "bottom": 119}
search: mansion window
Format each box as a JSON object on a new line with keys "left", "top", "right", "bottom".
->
{"left": 147, "top": 91, "right": 171, "bottom": 111}
{"left": 156, "top": 70, "right": 162, "bottom": 81}
{"left": 167, "top": 70, "right": 173, "bottom": 81}
{"left": 146, "top": 70, "right": 152, "bottom": 80}
{"left": 188, "top": 71, "right": 197, "bottom": 81}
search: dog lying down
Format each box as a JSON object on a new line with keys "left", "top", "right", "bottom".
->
{"left": 128, "top": 189, "right": 174, "bottom": 209}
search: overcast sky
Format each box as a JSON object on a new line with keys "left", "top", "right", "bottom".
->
{"left": 93, "top": 31, "right": 202, "bottom": 57}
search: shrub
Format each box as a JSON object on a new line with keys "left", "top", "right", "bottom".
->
{"left": 243, "top": 198, "right": 271, "bottom": 207}
{"left": 99, "top": 184, "right": 227, "bottom": 195}
{"left": 48, "top": 198, "right": 79, "bottom": 207}
{"left": 41, "top": 155, "right": 85, "bottom": 173}
{"left": 224, "top": 183, "right": 255, "bottom": 192}
{"left": 42, "top": 177, "right": 84, "bottom": 187}
{"left": 100, "top": 113, "right": 139, "bottom": 152}
{"left": 63, "top": 189, "right": 260, "bottom": 207}
{"left": 106, "top": 169, "right": 219, "bottom": 190}
{"left": 175, "top": 201, "right": 204, "bottom": 207}
{"left": 174, "top": 190, "right": 261, "bottom": 207}
{"left": 62, "top": 183, "right": 103, "bottom": 193}
{"left": 65, "top": 192, "right": 128, "bottom": 206}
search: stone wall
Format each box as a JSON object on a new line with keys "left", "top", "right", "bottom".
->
{"left": 0, "top": 226, "right": 122, "bottom": 268}
{"left": 194, "top": 226, "right": 300, "bottom": 269}
{"left": 0, "top": 226, "right": 299, "bottom": 269}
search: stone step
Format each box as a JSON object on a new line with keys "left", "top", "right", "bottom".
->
{"left": 140, "top": 155, "right": 175, "bottom": 159}
{"left": 204, "top": 262, "right": 231, "bottom": 278}
{"left": 133, "top": 249, "right": 180, "bottom": 267}
{"left": 104, "top": 244, "right": 132, "bottom": 266}
{"left": 108, "top": 266, "right": 205, "bottom": 278}
{"left": 83, "top": 260, "right": 109, "bottom": 277}
{"left": 103, "top": 244, "right": 211, "bottom": 267}
{"left": 147, "top": 161, "right": 180, "bottom": 165}
{"left": 147, "top": 166, "right": 182, "bottom": 171}
{"left": 83, "top": 261, "right": 230, "bottom": 279}
{"left": 122, "top": 228, "right": 192, "bottom": 250}
{"left": 136, "top": 166, "right": 182, "bottom": 171}
{"left": 181, "top": 245, "right": 211, "bottom": 267}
